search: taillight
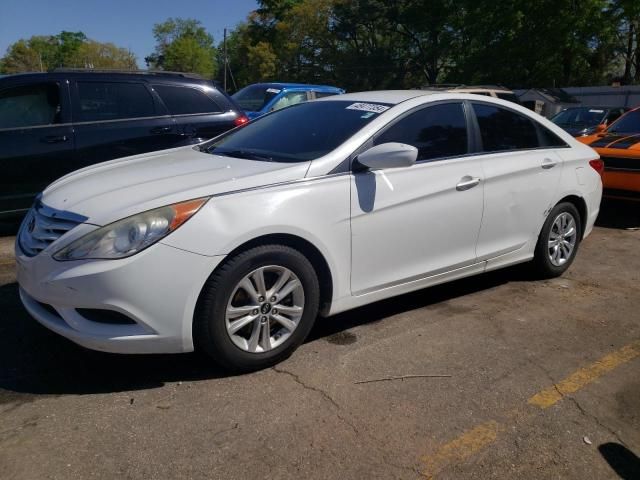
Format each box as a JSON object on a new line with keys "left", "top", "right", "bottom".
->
{"left": 234, "top": 115, "right": 249, "bottom": 127}
{"left": 589, "top": 159, "right": 604, "bottom": 176}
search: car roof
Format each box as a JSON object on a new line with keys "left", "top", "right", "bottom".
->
{"left": 1, "top": 70, "right": 211, "bottom": 85}
{"left": 317, "top": 90, "right": 436, "bottom": 105}
{"left": 250, "top": 82, "right": 342, "bottom": 91}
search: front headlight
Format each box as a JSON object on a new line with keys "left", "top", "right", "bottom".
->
{"left": 53, "top": 198, "right": 208, "bottom": 261}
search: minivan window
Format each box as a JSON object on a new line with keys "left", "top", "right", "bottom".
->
{"left": 0, "top": 83, "right": 60, "bottom": 129}
{"left": 375, "top": 103, "right": 468, "bottom": 161}
{"left": 473, "top": 103, "right": 539, "bottom": 151}
{"left": 77, "top": 82, "right": 155, "bottom": 122}
{"left": 153, "top": 84, "right": 222, "bottom": 115}
{"left": 204, "top": 100, "right": 390, "bottom": 162}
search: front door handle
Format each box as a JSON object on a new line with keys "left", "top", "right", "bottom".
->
{"left": 456, "top": 176, "right": 481, "bottom": 191}
{"left": 150, "top": 126, "right": 172, "bottom": 134}
{"left": 40, "top": 135, "right": 68, "bottom": 144}
{"left": 541, "top": 158, "right": 558, "bottom": 169}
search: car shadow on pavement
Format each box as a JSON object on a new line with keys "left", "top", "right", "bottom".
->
{"left": 0, "top": 282, "right": 228, "bottom": 397}
{"left": 598, "top": 442, "right": 640, "bottom": 479}
{"left": 596, "top": 198, "right": 640, "bottom": 230}
{"left": 0, "top": 264, "right": 529, "bottom": 397}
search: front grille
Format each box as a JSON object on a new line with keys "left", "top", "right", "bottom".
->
{"left": 18, "top": 198, "right": 87, "bottom": 257}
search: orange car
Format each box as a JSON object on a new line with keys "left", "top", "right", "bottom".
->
{"left": 578, "top": 107, "right": 640, "bottom": 200}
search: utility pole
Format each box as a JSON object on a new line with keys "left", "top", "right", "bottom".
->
{"left": 223, "top": 27, "right": 227, "bottom": 91}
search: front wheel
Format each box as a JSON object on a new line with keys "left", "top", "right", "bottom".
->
{"left": 194, "top": 245, "right": 320, "bottom": 372}
{"left": 531, "top": 202, "right": 582, "bottom": 278}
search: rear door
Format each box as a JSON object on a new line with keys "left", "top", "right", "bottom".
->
{"left": 0, "top": 80, "right": 74, "bottom": 215}
{"left": 71, "top": 79, "right": 177, "bottom": 169}
{"left": 152, "top": 83, "right": 237, "bottom": 142}
{"left": 471, "top": 102, "right": 566, "bottom": 261}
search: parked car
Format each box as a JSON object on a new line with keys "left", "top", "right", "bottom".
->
{"left": 551, "top": 106, "right": 628, "bottom": 137}
{"left": 232, "top": 82, "right": 345, "bottom": 119}
{"left": 577, "top": 106, "right": 640, "bottom": 200}
{"left": 16, "top": 91, "right": 602, "bottom": 371}
{"left": 0, "top": 69, "right": 248, "bottom": 218}
{"left": 424, "top": 84, "right": 520, "bottom": 104}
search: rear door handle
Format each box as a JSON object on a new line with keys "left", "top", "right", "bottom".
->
{"left": 40, "top": 135, "right": 68, "bottom": 144}
{"left": 150, "top": 126, "right": 172, "bottom": 134}
{"left": 541, "top": 158, "right": 558, "bottom": 169}
{"left": 456, "top": 176, "right": 481, "bottom": 191}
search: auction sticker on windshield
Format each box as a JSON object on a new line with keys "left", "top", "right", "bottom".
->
{"left": 346, "top": 103, "right": 390, "bottom": 114}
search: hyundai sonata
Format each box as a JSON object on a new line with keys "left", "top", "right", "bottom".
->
{"left": 16, "top": 91, "right": 602, "bottom": 371}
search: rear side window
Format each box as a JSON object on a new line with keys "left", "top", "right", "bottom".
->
{"left": 153, "top": 85, "right": 222, "bottom": 115}
{"left": 77, "top": 82, "right": 155, "bottom": 122}
{"left": 375, "top": 103, "right": 468, "bottom": 161}
{"left": 473, "top": 103, "right": 539, "bottom": 151}
{"left": 0, "top": 83, "right": 60, "bottom": 129}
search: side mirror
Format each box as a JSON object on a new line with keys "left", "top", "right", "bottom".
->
{"left": 595, "top": 124, "right": 606, "bottom": 133}
{"left": 356, "top": 142, "right": 418, "bottom": 170}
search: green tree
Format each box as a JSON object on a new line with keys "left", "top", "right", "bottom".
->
{"left": 0, "top": 32, "right": 136, "bottom": 73}
{"left": 146, "top": 18, "right": 217, "bottom": 78}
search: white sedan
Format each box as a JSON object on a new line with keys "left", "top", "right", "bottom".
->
{"left": 15, "top": 91, "right": 603, "bottom": 371}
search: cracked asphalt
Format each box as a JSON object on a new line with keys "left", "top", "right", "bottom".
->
{"left": 1, "top": 198, "right": 639, "bottom": 479}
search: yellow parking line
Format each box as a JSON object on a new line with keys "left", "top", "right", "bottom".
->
{"left": 420, "top": 339, "right": 640, "bottom": 478}
{"left": 528, "top": 341, "right": 640, "bottom": 409}
{"left": 421, "top": 421, "right": 502, "bottom": 479}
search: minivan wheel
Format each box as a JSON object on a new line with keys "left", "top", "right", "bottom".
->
{"left": 194, "top": 245, "right": 320, "bottom": 372}
{"left": 532, "top": 202, "right": 582, "bottom": 278}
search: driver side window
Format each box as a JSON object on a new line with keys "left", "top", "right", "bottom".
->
{"left": 374, "top": 103, "right": 468, "bottom": 161}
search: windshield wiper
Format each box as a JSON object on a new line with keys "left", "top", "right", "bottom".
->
{"left": 210, "top": 149, "right": 274, "bottom": 162}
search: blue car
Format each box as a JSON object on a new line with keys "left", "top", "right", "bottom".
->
{"left": 232, "top": 82, "right": 345, "bottom": 120}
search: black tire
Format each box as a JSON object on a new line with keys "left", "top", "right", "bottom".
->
{"left": 531, "top": 202, "right": 582, "bottom": 278}
{"left": 194, "top": 244, "right": 320, "bottom": 372}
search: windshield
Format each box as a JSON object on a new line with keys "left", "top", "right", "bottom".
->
{"left": 203, "top": 100, "right": 392, "bottom": 162}
{"left": 551, "top": 107, "right": 606, "bottom": 127}
{"left": 232, "top": 85, "right": 281, "bottom": 112}
{"left": 608, "top": 110, "right": 640, "bottom": 134}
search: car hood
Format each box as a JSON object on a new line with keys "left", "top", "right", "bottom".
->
{"left": 41, "top": 145, "right": 310, "bottom": 226}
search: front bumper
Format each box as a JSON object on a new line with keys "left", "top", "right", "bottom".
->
{"left": 16, "top": 241, "right": 224, "bottom": 354}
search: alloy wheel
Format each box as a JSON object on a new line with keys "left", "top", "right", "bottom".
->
{"left": 547, "top": 212, "right": 578, "bottom": 266}
{"left": 225, "top": 265, "right": 305, "bottom": 353}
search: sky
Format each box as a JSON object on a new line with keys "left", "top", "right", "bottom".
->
{"left": 0, "top": 0, "right": 259, "bottom": 67}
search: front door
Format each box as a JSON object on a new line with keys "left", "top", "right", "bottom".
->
{"left": 350, "top": 102, "right": 484, "bottom": 294}
{"left": 0, "top": 81, "right": 74, "bottom": 215}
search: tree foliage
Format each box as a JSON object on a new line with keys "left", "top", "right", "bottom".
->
{"left": 219, "top": 0, "right": 640, "bottom": 91}
{"left": 145, "top": 18, "right": 217, "bottom": 78}
{"left": 0, "top": 31, "right": 136, "bottom": 73}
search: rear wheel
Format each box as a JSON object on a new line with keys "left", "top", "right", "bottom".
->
{"left": 194, "top": 245, "right": 320, "bottom": 372}
{"left": 532, "top": 202, "right": 582, "bottom": 278}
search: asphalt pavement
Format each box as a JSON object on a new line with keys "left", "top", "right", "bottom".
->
{"left": 0, "top": 199, "right": 639, "bottom": 479}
